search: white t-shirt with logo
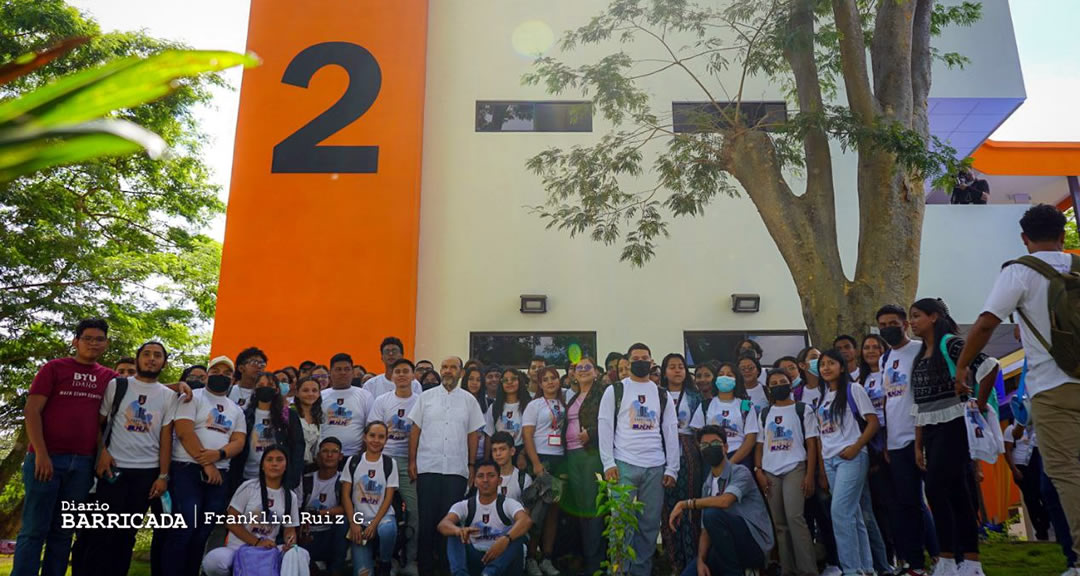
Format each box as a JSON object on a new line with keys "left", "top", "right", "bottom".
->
{"left": 597, "top": 379, "right": 680, "bottom": 477}
{"left": 1003, "top": 424, "right": 1037, "bottom": 467}
{"left": 225, "top": 479, "right": 300, "bottom": 549}
{"left": 800, "top": 385, "right": 823, "bottom": 409}
{"left": 862, "top": 371, "right": 887, "bottom": 423}
{"left": 99, "top": 378, "right": 179, "bottom": 468}
{"left": 368, "top": 391, "right": 418, "bottom": 459}
{"left": 984, "top": 251, "right": 1076, "bottom": 398}
{"left": 172, "top": 388, "right": 244, "bottom": 470}
{"left": 362, "top": 373, "right": 422, "bottom": 400}
{"left": 689, "top": 398, "right": 760, "bottom": 453}
{"left": 816, "top": 385, "right": 876, "bottom": 459}
{"left": 321, "top": 387, "right": 375, "bottom": 456}
{"left": 522, "top": 397, "right": 566, "bottom": 456}
{"left": 881, "top": 340, "right": 921, "bottom": 451}
{"left": 343, "top": 454, "right": 398, "bottom": 525}
{"left": 485, "top": 402, "right": 524, "bottom": 446}
{"left": 745, "top": 384, "right": 769, "bottom": 412}
{"left": 228, "top": 385, "right": 254, "bottom": 410}
{"left": 448, "top": 495, "right": 525, "bottom": 551}
{"left": 303, "top": 471, "right": 341, "bottom": 533}
{"left": 498, "top": 468, "right": 532, "bottom": 502}
{"left": 244, "top": 408, "right": 277, "bottom": 480}
{"left": 757, "top": 403, "right": 819, "bottom": 476}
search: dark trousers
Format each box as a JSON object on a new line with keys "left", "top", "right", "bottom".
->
{"left": 73, "top": 467, "right": 158, "bottom": 576}
{"left": 303, "top": 523, "right": 349, "bottom": 573}
{"left": 565, "top": 448, "right": 606, "bottom": 576}
{"left": 418, "top": 473, "right": 468, "bottom": 574}
{"left": 1041, "top": 468, "right": 1078, "bottom": 567}
{"left": 162, "top": 462, "right": 228, "bottom": 576}
{"left": 923, "top": 418, "right": 979, "bottom": 557}
{"left": 806, "top": 485, "right": 839, "bottom": 566}
{"left": 887, "top": 442, "right": 940, "bottom": 569}
{"left": 868, "top": 450, "right": 895, "bottom": 566}
{"left": 1015, "top": 450, "right": 1050, "bottom": 539}
{"left": 12, "top": 453, "right": 93, "bottom": 576}
{"left": 679, "top": 508, "right": 765, "bottom": 576}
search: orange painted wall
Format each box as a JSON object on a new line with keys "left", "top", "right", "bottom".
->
{"left": 211, "top": 0, "right": 429, "bottom": 369}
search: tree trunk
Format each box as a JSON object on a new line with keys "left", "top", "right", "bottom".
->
{"left": 0, "top": 427, "right": 28, "bottom": 538}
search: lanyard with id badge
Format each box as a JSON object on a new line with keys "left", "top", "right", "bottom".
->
{"left": 546, "top": 399, "right": 564, "bottom": 447}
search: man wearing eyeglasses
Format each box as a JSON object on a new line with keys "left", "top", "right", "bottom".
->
{"left": 299, "top": 437, "right": 347, "bottom": 576}
{"left": 14, "top": 319, "right": 118, "bottom": 576}
{"left": 362, "top": 337, "right": 422, "bottom": 400}
{"left": 228, "top": 347, "right": 267, "bottom": 410}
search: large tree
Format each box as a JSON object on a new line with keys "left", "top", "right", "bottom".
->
{"left": 524, "top": 0, "right": 977, "bottom": 345}
{"left": 0, "top": 0, "right": 244, "bottom": 534}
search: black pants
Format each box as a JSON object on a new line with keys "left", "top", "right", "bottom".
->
{"left": 680, "top": 508, "right": 765, "bottom": 576}
{"left": 806, "top": 485, "right": 839, "bottom": 566}
{"left": 1016, "top": 449, "right": 1050, "bottom": 539}
{"left": 73, "top": 467, "right": 158, "bottom": 576}
{"left": 417, "top": 473, "right": 468, "bottom": 574}
{"left": 868, "top": 450, "right": 895, "bottom": 565}
{"left": 887, "top": 442, "right": 935, "bottom": 569}
{"left": 923, "top": 417, "right": 979, "bottom": 557}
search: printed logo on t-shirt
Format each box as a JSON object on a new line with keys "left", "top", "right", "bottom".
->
{"left": 319, "top": 493, "right": 327, "bottom": 503}
{"left": 500, "top": 486, "right": 508, "bottom": 496}
{"left": 628, "top": 397, "right": 658, "bottom": 430}
{"left": 817, "top": 402, "right": 838, "bottom": 435}
{"left": 472, "top": 517, "right": 508, "bottom": 544}
{"left": 389, "top": 409, "right": 411, "bottom": 441}
{"left": 253, "top": 419, "right": 274, "bottom": 453}
{"left": 482, "top": 513, "right": 490, "bottom": 524}
{"left": 767, "top": 416, "right": 794, "bottom": 452}
{"left": 499, "top": 412, "right": 521, "bottom": 435}
{"left": 124, "top": 398, "right": 154, "bottom": 433}
{"left": 709, "top": 410, "right": 740, "bottom": 439}
{"left": 237, "top": 398, "right": 247, "bottom": 407}
{"left": 884, "top": 367, "right": 909, "bottom": 398}
{"left": 677, "top": 408, "right": 690, "bottom": 429}
{"left": 865, "top": 378, "right": 886, "bottom": 411}
{"left": 358, "top": 472, "right": 385, "bottom": 506}
{"left": 205, "top": 406, "right": 233, "bottom": 434}
{"left": 327, "top": 402, "right": 354, "bottom": 426}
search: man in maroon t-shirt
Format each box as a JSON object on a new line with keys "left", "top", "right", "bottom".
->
{"left": 13, "top": 318, "right": 115, "bottom": 576}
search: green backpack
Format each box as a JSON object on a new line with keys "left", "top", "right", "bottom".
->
{"left": 1005, "top": 254, "right": 1080, "bottom": 379}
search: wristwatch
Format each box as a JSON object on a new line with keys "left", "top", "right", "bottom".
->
{"left": 219, "top": 448, "right": 228, "bottom": 460}
{"left": 158, "top": 473, "right": 170, "bottom": 481}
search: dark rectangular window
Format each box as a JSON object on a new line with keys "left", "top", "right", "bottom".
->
{"left": 469, "top": 332, "right": 597, "bottom": 369}
{"left": 672, "top": 101, "right": 787, "bottom": 133}
{"left": 475, "top": 101, "right": 593, "bottom": 132}
{"left": 684, "top": 330, "right": 809, "bottom": 368}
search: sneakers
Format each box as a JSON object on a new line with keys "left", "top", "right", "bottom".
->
{"left": 820, "top": 566, "right": 842, "bottom": 576}
{"left": 899, "top": 569, "right": 929, "bottom": 576}
{"left": 526, "top": 559, "right": 543, "bottom": 576}
{"left": 1061, "top": 568, "right": 1080, "bottom": 576}
{"left": 956, "top": 560, "right": 985, "bottom": 576}
{"left": 538, "top": 559, "right": 560, "bottom": 576}
{"left": 931, "top": 558, "right": 956, "bottom": 576}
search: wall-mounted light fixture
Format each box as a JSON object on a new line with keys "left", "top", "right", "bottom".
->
{"left": 731, "top": 294, "right": 761, "bottom": 313}
{"left": 520, "top": 294, "right": 548, "bottom": 314}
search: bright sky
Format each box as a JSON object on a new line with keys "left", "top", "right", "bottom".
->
{"left": 69, "top": 0, "right": 1080, "bottom": 241}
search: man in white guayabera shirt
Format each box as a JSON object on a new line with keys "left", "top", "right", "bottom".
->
{"left": 598, "top": 342, "right": 679, "bottom": 576}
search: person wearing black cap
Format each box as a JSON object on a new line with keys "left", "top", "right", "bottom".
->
{"left": 300, "top": 437, "right": 347, "bottom": 576}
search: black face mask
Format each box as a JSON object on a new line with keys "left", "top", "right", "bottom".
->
{"left": 880, "top": 326, "right": 905, "bottom": 347}
{"left": 701, "top": 445, "right": 727, "bottom": 467}
{"left": 186, "top": 378, "right": 205, "bottom": 390}
{"left": 255, "top": 386, "right": 277, "bottom": 403}
{"left": 206, "top": 374, "right": 231, "bottom": 394}
{"left": 629, "top": 360, "right": 652, "bottom": 378}
{"left": 770, "top": 384, "right": 792, "bottom": 402}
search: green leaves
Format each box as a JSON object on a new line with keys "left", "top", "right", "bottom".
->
{"left": 595, "top": 474, "right": 644, "bottom": 575}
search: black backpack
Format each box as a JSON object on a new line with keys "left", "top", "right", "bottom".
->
{"left": 613, "top": 381, "right": 669, "bottom": 454}
{"left": 759, "top": 402, "right": 808, "bottom": 448}
{"left": 346, "top": 453, "right": 404, "bottom": 518}
{"left": 102, "top": 377, "right": 129, "bottom": 448}
{"left": 463, "top": 493, "right": 514, "bottom": 527}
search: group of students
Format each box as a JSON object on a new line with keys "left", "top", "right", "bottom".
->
{"left": 11, "top": 204, "right": 1080, "bottom": 576}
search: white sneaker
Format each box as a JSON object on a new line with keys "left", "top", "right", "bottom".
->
{"left": 1061, "top": 568, "right": 1080, "bottom": 576}
{"left": 538, "top": 558, "right": 560, "bottom": 576}
{"left": 820, "top": 566, "right": 842, "bottom": 576}
{"left": 956, "top": 560, "right": 984, "bottom": 576}
{"left": 932, "top": 558, "right": 957, "bottom": 576}
{"left": 526, "top": 559, "right": 543, "bottom": 576}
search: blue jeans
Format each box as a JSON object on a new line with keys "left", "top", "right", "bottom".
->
{"left": 447, "top": 536, "right": 525, "bottom": 576}
{"left": 616, "top": 460, "right": 665, "bottom": 576}
{"left": 352, "top": 519, "right": 397, "bottom": 576}
{"left": 162, "top": 462, "right": 228, "bottom": 576}
{"left": 13, "top": 453, "right": 93, "bottom": 576}
{"left": 824, "top": 451, "right": 873, "bottom": 574}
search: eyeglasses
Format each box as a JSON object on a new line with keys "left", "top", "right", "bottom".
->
{"left": 575, "top": 364, "right": 594, "bottom": 372}
{"left": 79, "top": 336, "right": 107, "bottom": 344}
{"left": 319, "top": 448, "right": 341, "bottom": 455}
{"left": 312, "top": 374, "right": 329, "bottom": 381}
{"left": 698, "top": 440, "right": 725, "bottom": 451}
{"left": 246, "top": 359, "right": 267, "bottom": 368}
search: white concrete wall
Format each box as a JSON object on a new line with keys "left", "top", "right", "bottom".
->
{"left": 414, "top": 0, "right": 1028, "bottom": 359}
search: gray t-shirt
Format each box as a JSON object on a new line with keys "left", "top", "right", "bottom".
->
{"left": 701, "top": 464, "right": 774, "bottom": 554}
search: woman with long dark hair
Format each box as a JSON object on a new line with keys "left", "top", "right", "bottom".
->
{"left": 814, "top": 348, "right": 879, "bottom": 576}
{"left": 485, "top": 369, "right": 531, "bottom": 467}
{"left": 659, "top": 353, "right": 703, "bottom": 575}
{"left": 690, "top": 362, "right": 757, "bottom": 471}
{"left": 229, "top": 372, "right": 305, "bottom": 491}
{"left": 202, "top": 446, "right": 307, "bottom": 576}
{"left": 292, "top": 376, "right": 324, "bottom": 472}
{"left": 909, "top": 298, "right": 998, "bottom": 576}
{"left": 462, "top": 366, "right": 488, "bottom": 466}
{"left": 738, "top": 355, "right": 769, "bottom": 411}
{"left": 343, "top": 421, "right": 399, "bottom": 576}
{"left": 693, "top": 361, "right": 718, "bottom": 401}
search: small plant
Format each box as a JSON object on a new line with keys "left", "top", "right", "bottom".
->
{"left": 594, "top": 473, "right": 643, "bottom": 576}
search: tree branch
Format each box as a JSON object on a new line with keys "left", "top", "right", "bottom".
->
{"left": 832, "top": 0, "right": 877, "bottom": 123}
{"left": 911, "top": 0, "right": 934, "bottom": 138}
{"left": 784, "top": 0, "right": 836, "bottom": 205}
{"left": 871, "top": 0, "right": 917, "bottom": 122}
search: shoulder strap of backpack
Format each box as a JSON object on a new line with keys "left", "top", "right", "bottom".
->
{"left": 104, "top": 377, "right": 129, "bottom": 449}
{"left": 759, "top": 405, "right": 771, "bottom": 429}
{"left": 739, "top": 399, "right": 752, "bottom": 423}
{"left": 518, "top": 470, "right": 527, "bottom": 492}
{"left": 613, "top": 380, "right": 624, "bottom": 429}
{"left": 495, "top": 494, "right": 513, "bottom": 526}
{"left": 795, "top": 402, "right": 807, "bottom": 441}
{"left": 464, "top": 495, "right": 477, "bottom": 526}
{"left": 382, "top": 454, "right": 393, "bottom": 480}
{"left": 658, "top": 387, "right": 668, "bottom": 429}
{"left": 845, "top": 383, "right": 865, "bottom": 426}
{"left": 348, "top": 454, "right": 361, "bottom": 481}
{"left": 939, "top": 334, "right": 958, "bottom": 378}
{"left": 301, "top": 474, "right": 314, "bottom": 507}
{"left": 1006, "top": 255, "right": 1061, "bottom": 279}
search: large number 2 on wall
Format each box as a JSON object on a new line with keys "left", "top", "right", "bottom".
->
{"left": 272, "top": 42, "right": 382, "bottom": 174}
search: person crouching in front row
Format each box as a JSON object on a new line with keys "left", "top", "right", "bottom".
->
{"left": 438, "top": 460, "right": 532, "bottom": 576}
{"left": 669, "top": 425, "right": 775, "bottom": 576}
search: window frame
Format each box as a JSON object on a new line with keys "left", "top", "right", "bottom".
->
{"left": 671, "top": 100, "right": 788, "bottom": 133}
{"left": 474, "top": 100, "right": 594, "bottom": 133}
{"left": 683, "top": 329, "right": 810, "bottom": 368}
{"left": 468, "top": 331, "right": 599, "bottom": 370}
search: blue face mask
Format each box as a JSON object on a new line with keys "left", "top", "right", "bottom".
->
{"left": 278, "top": 381, "right": 290, "bottom": 396}
{"left": 807, "top": 359, "right": 820, "bottom": 377}
{"left": 792, "top": 376, "right": 803, "bottom": 388}
{"left": 714, "top": 375, "right": 737, "bottom": 393}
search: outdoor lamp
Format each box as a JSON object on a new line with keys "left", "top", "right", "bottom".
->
{"left": 731, "top": 294, "right": 761, "bottom": 313}
{"left": 520, "top": 295, "right": 548, "bottom": 314}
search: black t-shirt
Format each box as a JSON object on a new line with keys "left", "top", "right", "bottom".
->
{"left": 951, "top": 179, "right": 989, "bottom": 205}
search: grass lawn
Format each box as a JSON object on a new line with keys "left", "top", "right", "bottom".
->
{"left": 0, "top": 540, "right": 1066, "bottom": 575}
